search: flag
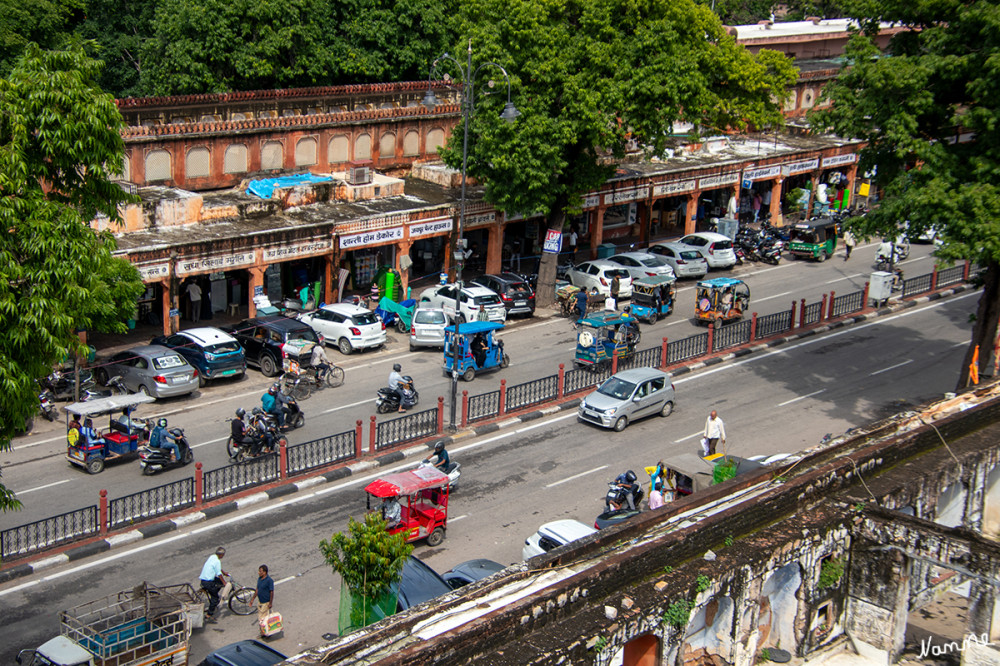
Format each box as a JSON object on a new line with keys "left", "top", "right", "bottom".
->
{"left": 970, "top": 345, "right": 980, "bottom": 385}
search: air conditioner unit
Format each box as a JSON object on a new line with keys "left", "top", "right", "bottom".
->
{"left": 348, "top": 166, "right": 372, "bottom": 186}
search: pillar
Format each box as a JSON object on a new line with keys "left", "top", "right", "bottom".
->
{"left": 770, "top": 178, "right": 783, "bottom": 226}
{"left": 685, "top": 193, "right": 698, "bottom": 235}
{"left": 248, "top": 266, "right": 265, "bottom": 317}
{"left": 160, "top": 278, "right": 176, "bottom": 335}
{"left": 486, "top": 223, "right": 503, "bottom": 274}
{"left": 637, "top": 200, "right": 651, "bottom": 245}
{"left": 968, "top": 579, "right": 1000, "bottom": 642}
{"left": 397, "top": 240, "right": 412, "bottom": 297}
{"left": 590, "top": 207, "right": 606, "bottom": 259}
{"left": 807, "top": 173, "right": 821, "bottom": 217}
{"left": 844, "top": 164, "right": 858, "bottom": 211}
{"left": 844, "top": 540, "right": 910, "bottom": 661}
{"left": 323, "top": 254, "right": 334, "bottom": 306}
{"left": 728, "top": 185, "right": 739, "bottom": 219}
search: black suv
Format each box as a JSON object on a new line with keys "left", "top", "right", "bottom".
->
{"left": 472, "top": 273, "right": 535, "bottom": 317}
{"left": 221, "top": 316, "right": 322, "bottom": 377}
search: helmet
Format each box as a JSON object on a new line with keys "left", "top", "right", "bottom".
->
{"left": 235, "top": 407, "right": 245, "bottom": 419}
{"left": 393, "top": 363, "right": 402, "bottom": 372}
{"left": 252, "top": 407, "right": 262, "bottom": 415}
{"left": 625, "top": 470, "right": 637, "bottom": 484}
{"left": 157, "top": 418, "right": 168, "bottom": 428}
{"left": 268, "top": 385, "right": 277, "bottom": 395}
{"left": 434, "top": 441, "right": 445, "bottom": 453}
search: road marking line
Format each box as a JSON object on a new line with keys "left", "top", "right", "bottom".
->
{"left": 16, "top": 479, "right": 71, "bottom": 495}
{"left": 546, "top": 465, "right": 608, "bottom": 488}
{"left": 755, "top": 290, "right": 796, "bottom": 303}
{"left": 275, "top": 575, "right": 296, "bottom": 585}
{"left": 192, "top": 436, "right": 227, "bottom": 450}
{"left": 450, "top": 514, "right": 468, "bottom": 522}
{"left": 824, "top": 273, "right": 866, "bottom": 285}
{"left": 870, "top": 359, "right": 913, "bottom": 376}
{"left": 778, "top": 389, "right": 826, "bottom": 407}
{"left": 322, "top": 398, "right": 371, "bottom": 414}
{"left": 674, "top": 431, "right": 704, "bottom": 443}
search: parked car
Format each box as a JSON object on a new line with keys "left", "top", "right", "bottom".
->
{"left": 94, "top": 345, "right": 199, "bottom": 399}
{"left": 678, "top": 232, "right": 737, "bottom": 269}
{"left": 150, "top": 327, "right": 246, "bottom": 387}
{"left": 298, "top": 303, "right": 386, "bottom": 355}
{"left": 442, "top": 559, "right": 506, "bottom": 589}
{"left": 523, "top": 519, "right": 597, "bottom": 560}
{"left": 221, "top": 316, "right": 323, "bottom": 377}
{"left": 394, "top": 555, "right": 453, "bottom": 612}
{"left": 417, "top": 283, "right": 507, "bottom": 323}
{"left": 565, "top": 260, "right": 633, "bottom": 298}
{"left": 409, "top": 307, "right": 450, "bottom": 350}
{"left": 578, "top": 367, "right": 675, "bottom": 432}
{"left": 648, "top": 242, "right": 709, "bottom": 278}
{"left": 196, "top": 639, "right": 286, "bottom": 666}
{"left": 471, "top": 273, "right": 536, "bottom": 317}
{"left": 606, "top": 252, "right": 675, "bottom": 281}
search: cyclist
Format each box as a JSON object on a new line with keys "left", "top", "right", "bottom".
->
{"left": 310, "top": 342, "right": 332, "bottom": 381}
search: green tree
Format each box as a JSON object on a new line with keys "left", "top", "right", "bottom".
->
{"left": 696, "top": 0, "right": 775, "bottom": 25}
{"left": 76, "top": 0, "right": 158, "bottom": 97}
{"left": 811, "top": 0, "right": 1000, "bottom": 388}
{"left": 441, "top": 0, "right": 796, "bottom": 307}
{"left": 0, "top": 0, "right": 83, "bottom": 77}
{"left": 320, "top": 512, "right": 414, "bottom": 631}
{"left": 0, "top": 43, "right": 144, "bottom": 512}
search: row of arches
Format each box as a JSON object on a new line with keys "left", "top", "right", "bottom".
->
{"left": 132, "top": 129, "right": 447, "bottom": 183}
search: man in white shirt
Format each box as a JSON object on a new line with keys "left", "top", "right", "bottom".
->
{"left": 702, "top": 410, "right": 726, "bottom": 457}
{"left": 186, "top": 281, "right": 203, "bottom": 323}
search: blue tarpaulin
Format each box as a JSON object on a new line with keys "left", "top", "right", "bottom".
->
{"left": 247, "top": 173, "right": 333, "bottom": 199}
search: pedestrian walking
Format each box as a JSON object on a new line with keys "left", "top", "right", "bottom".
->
{"left": 199, "top": 547, "right": 228, "bottom": 620}
{"left": 186, "top": 280, "right": 203, "bottom": 323}
{"left": 573, "top": 288, "right": 588, "bottom": 326}
{"left": 251, "top": 564, "right": 275, "bottom": 638}
{"left": 701, "top": 410, "right": 726, "bottom": 457}
{"left": 610, "top": 274, "right": 620, "bottom": 310}
{"left": 568, "top": 225, "right": 579, "bottom": 261}
{"left": 843, "top": 230, "right": 856, "bottom": 261}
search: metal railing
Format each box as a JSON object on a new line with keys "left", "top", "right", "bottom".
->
{"left": 375, "top": 407, "right": 437, "bottom": 450}
{"left": 801, "top": 301, "right": 824, "bottom": 326}
{"left": 287, "top": 430, "right": 356, "bottom": 476}
{"left": 506, "top": 375, "right": 559, "bottom": 411}
{"left": 756, "top": 309, "right": 793, "bottom": 338}
{"left": 618, "top": 346, "right": 661, "bottom": 371}
{"left": 564, "top": 367, "right": 601, "bottom": 395}
{"left": 831, "top": 290, "right": 865, "bottom": 317}
{"left": 937, "top": 265, "right": 965, "bottom": 288}
{"left": 903, "top": 272, "right": 934, "bottom": 298}
{"left": 667, "top": 332, "right": 708, "bottom": 364}
{"left": 468, "top": 390, "right": 500, "bottom": 423}
{"left": 713, "top": 320, "right": 752, "bottom": 352}
{"left": 1, "top": 506, "right": 98, "bottom": 560}
{"left": 109, "top": 478, "right": 195, "bottom": 530}
{"left": 203, "top": 455, "right": 280, "bottom": 501}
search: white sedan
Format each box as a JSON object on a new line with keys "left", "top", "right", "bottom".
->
{"left": 607, "top": 252, "right": 675, "bottom": 281}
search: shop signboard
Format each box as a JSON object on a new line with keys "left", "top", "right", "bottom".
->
{"left": 465, "top": 212, "right": 496, "bottom": 229}
{"left": 339, "top": 226, "right": 404, "bottom": 250}
{"left": 782, "top": 158, "right": 820, "bottom": 176}
{"left": 175, "top": 252, "right": 255, "bottom": 277}
{"left": 137, "top": 262, "right": 170, "bottom": 281}
{"left": 409, "top": 217, "right": 453, "bottom": 238}
{"left": 821, "top": 154, "right": 857, "bottom": 168}
{"left": 604, "top": 187, "right": 648, "bottom": 206}
{"left": 169, "top": 308, "right": 179, "bottom": 318}
{"left": 698, "top": 172, "right": 740, "bottom": 190}
{"left": 653, "top": 179, "right": 697, "bottom": 197}
{"left": 742, "top": 165, "right": 782, "bottom": 182}
{"left": 542, "top": 229, "right": 563, "bottom": 254}
{"left": 262, "top": 239, "right": 332, "bottom": 262}
{"left": 580, "top": 194, "right": 600, "bottom": 209}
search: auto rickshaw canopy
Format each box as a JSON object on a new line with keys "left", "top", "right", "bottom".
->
{"left": 578, "top": 311, "right": 637, "bottom": 329}
{"left": 443, "top": 320, "right": 505, "bottom": 335}
{"left": 65, "top": 394, "right": 156, "bottom": 419}
{"left": 365, "top": 466, "right": 450, "bottom": 498}
{"left": 633, "top": 274, "right": 677, "bottom": 291}
{"left": 789, "top": 216, "right": 838, "bottom": 243}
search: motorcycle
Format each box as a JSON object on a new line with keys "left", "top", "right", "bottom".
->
{"left": 138, "top": 427, "right": 194, "bottom": 475}
{"left": 81, "top": 375, "right": 129, "bottom": 401}
{"left": 418, "top": 459, "right": 461, "bottom": 492}
{"left": 761, "top": 219, "right": 790, "bottom": 243}
{"left": 595, "top": 480, "right": 645, "bottom": 529}
{"left": 42, "top": 368, "right": 96, "bottom": 402}
{"left": 228, "top": 409, "right": 286, "bottom": 462}
{"left": 376, "top": 376, "right": 419, "bottom": 414}
{"left": 281, "top": 395, "right": 305, "bottom": 430}
{"left": 39, "top": 388, "right": 58, "bottom": 422}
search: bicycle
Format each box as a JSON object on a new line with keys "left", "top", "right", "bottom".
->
{"left": 281, "top": 363, "right": 345, "bottom": 399}
{"left": 195, "top": 572, "right": 257, "bottom": 616}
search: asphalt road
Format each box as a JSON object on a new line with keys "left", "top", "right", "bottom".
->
{"left": 0, "top": 240, "right": 945, "bottom": 526}
{"left": 0, "top": 290, "right": 976, "bottom": 663}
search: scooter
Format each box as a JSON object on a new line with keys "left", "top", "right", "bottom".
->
{"left": 42, "top": 368, "right": 96, "bottom": 402}
{"left": 81, "top": 375, "right": 129, "bottom": 401}
{"left": 39, "top": 389, "right": 58, "bottom": 421}
{"left": 418, "top": 459, "right": 461, "bottom": 491}
{"left": 604, "top": 481, "right": 644, "bottom": 512}
{"left": 376, "top": 376, "right": 419, "bottom": 414}
{"left": 139, "top": 427, "right": 193, "bottom": 475}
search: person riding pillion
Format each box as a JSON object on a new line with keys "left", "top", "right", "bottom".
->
{"left": 149, "top": 417, "right": 180, "bottom": 461}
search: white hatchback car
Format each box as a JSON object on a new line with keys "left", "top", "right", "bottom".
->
{"left": 418, "top": 283, "right": 507, "bottom": 323}
{"left": 409, "top": 307, "right": 450, "bottom": 350}
{"left": 523, "top": 519, "right": 598, "bottom": 560}
{"left": 678, "top": 232, "right": 737, "bottom": 269}
{"left": 648, "top": 242, "right": 709, "bottom": 278}
{"left": 298, "top": 303, "right": 386, "bottom": 355}
{"left": 607, "top": 252, "right": 675, "bottom": 281}
{"left": 565, "top": 260, "right": 633, "bottom": 298}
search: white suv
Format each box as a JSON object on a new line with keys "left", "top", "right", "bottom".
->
{"left": 298, "top": 303, "right": 386, "bottom": 354}
{"left": 417, "top": 283, "right": 507, "bottom": 323}
{"left": 565, "top": 260, "right": 633, "bottom": 297}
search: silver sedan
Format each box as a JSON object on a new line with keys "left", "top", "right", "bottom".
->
{"left": 95, "top": 345, "right": 200, "bottom": 399}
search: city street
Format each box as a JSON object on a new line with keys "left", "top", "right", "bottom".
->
{"left": 0, "top": 286, "right": 976, "bottom": 664}
{"left": 0, "top": 240, "right": 946, "bottom": 527}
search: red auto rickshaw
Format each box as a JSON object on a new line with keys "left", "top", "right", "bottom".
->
{"left": 365, "top": 466, "right": 450, "bottom": 546}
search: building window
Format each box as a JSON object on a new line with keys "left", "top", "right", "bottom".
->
{"left": 119, "top": 154, "right": 131, "bottom": 181}
{"left": 329, "top": 135, "right": 349, "bottom": 164}
{"left": 224, "top": 144, "right": 248, "bottom": 174}
{"left": 427, "top": 128, "right": 446, "bottom": 156}
{"left": 232, "top": 112, "right": 247, "bottom": 121}
{"left": 379, "top": 132, "right": 396, "bottom": 160}
{"left": 355, "top": 134, "right": 372, "bottom": 161}
{"left": 295, "top": 137, "right": 317, "bottom": 166}
{"left": 145, "top": 149, "right": 171, "bottom": 182}
{"left": 186, "top": 147, "right": 211, "bottom": 179}
{"left": 802, "top": 88, "right": 816, "bottom": 109}
{"left": 402, "top": 130, "right": 420, "bottom": 157}
{"left": 261, "top": 141, "right": 283, "bottom": 170}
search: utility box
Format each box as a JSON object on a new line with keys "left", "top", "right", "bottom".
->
{"left": 597, "top": 243, "right": 617, "bottom": 259}
{"left": 869, "top": 271, "right": 894, "bottom": 303}
{"left": 716, "top": 217, "right": 740, "bottom": 240}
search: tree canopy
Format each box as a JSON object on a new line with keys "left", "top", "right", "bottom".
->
{"left": 439, "top": 0, "right": 797, "bottom": 305}
{"left": 0, "top": 43, "right": 144, "bottom": 511}
{"left": 811, "top": 0, "right": 1000, "bottom": 388}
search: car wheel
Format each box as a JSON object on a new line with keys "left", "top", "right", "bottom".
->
{"left": 817, "top": 250, "right": 827, "bottom": 262}
{"left": 459, "top": 313, "right": 468, "bottom": 324}
{"left": 260, "top": 355, "right": 278, "bottom": 377}
{"left": 198, "top": 374, "right": 207, "bottom": 388}
{"left": 137, "top": 384, "right": 151, "bottom": 397}
{"left": 395, "top": 319, "right": 407, "bottom": 334}
{"left": 645, "top": 314, "right": 657, "bottom": 325}
{"left": 94, "top": 368, "right": 109, "bottom": 386}
{"left": 86, "top": 457, "right": 104, "bottom": 474}
{"left": 463, "top": 367, "right": 475, "bottom": 382}
{"left": 338, "top": 337, "right": 353, "bottom": 355}
{"left": 426, "top": 527, "right": 445, "bottom": 547}
{"left": 660, "top": 401, "right": 674, "bottom": 417}
{"left": 409, "top": 341, "right": 416, "bottom": 351}
{"left": 613, "top": 416, "right": 629, "bottom": 432}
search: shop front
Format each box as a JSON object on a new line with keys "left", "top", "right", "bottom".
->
{"left": 780, "top": 158, "right": 821, "bottom": 222}
{"left": 650, "top": 178, "right": 698, "bottom": 239}
{"left": 739, "top": 165, "right": 784, "bottom": 226}
{"left": 818, "top": 153, "right": 858, "bottom": 213}
{"left": 338, "top": 226, "right": 402, "bottom": 300}
{"left": 696, "top": 172, "right": 741, "bottom": 232}
{"left": 407, "top": 216, "right": 453, "bottom": 284}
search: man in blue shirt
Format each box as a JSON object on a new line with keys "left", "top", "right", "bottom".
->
{"left": 251, "top": 564, "right": 275, "bottom": 637}
{"left": 261, "top": 385, "right": 285, "bottom": 428}
{"left": 199, "top": 547, "right": 227, "bottom": 619}
{"left": 149, "top": 418, "right": 180, "bottom": 461}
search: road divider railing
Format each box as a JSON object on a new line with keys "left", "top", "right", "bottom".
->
{"left": 0, "top": 261, "right": 976, "bottom": 564}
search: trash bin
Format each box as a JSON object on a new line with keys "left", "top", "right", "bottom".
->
{"left": 597, "top": 243, "right": 616, "bottom": 259}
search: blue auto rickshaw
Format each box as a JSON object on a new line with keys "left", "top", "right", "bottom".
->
{"left": 65, "top": 394, "right": 156, "bottom": 474}
{"left": 444, "top": 321, "right": 509, "bottom": 381}
{"left": 574, "top": 311, "right": 641, "bottom": 368}
{"left": 630, "top": 275, "right": 677, "bottom": 324}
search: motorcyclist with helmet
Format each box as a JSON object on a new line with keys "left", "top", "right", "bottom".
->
{"left": 261, "top": 384, "right": 287, "bottom": 429}
{"left": 609, "top": 470, "right": 640, "bottom": 511}
{"left": 230, "top": 408, "right": 257, "bottom": 459}
{"left": 423, "top": 441, "right": 450, "bottom": 472}
{"left": 149, "top": 417, "right": 180, "bottom": 461}
{"left": 388, "top": 363, "right": 410, "bottom": 413}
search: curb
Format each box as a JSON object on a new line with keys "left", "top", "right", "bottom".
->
{"left": 3, "top": 283, "right": 974, "bottom": 583}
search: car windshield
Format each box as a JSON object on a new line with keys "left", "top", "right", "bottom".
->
{"left": 639, "top": 256, "right": 667, "bottom": 267}
{"left": 287, "top": 327, "right": 319, "bottom": 343}
{"left": 680, "top": 251, "right": 702, "bottom": 260}
{"left": 606, "top": 269, "right": 630, "bottom": 279}
{"left": 473, "top": 294, "right": 501, "bottom": 305}
{"left": 597, "top": 377, "right": 637, "bottom": 400}
{"left": 353, "top": 312, "right": 380, "bottom": 326}
{"left": 415, "top": 310, "right": 446, "bottom": 324}
{"left": 205, "top": 341, "right": 240, "bottom": 354}
{"left": 712, "top": 240, "right": 733, "bottom": 250}
{"left": 152, "top": 354, "right": 186, "bottom": 370}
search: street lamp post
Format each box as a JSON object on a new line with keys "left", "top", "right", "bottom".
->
{"left": 423, "top": 41, "right": 521, "bottom": 431}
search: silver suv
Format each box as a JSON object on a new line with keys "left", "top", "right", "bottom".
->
{"left": 578, "top": 368, "right": 675, "bottom": 431}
